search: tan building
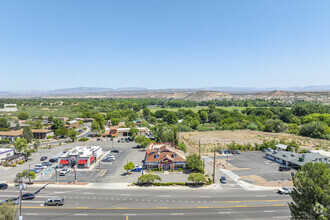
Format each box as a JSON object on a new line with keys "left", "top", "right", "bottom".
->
{"left": 0, "top": 130, "right": 23, "bottom": 141}
{"left": 67, "top": 120, "right": 80, "bottom": 129}
{"left": 31, "top": 129, "right": 54, "bottom": 139}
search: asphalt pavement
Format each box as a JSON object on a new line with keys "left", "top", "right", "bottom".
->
{"left": 0, "top": 186, "right": 291, "bottom": 220}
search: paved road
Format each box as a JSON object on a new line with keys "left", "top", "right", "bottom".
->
{"left": 1, "top": 186, "right": 291, "bottom": 219}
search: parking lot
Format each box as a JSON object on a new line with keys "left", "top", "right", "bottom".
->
{"left": 218, "top": 151, "right": 293, "bottom": 183}
{"left": 35, "top": 139, "right": 146, "bottom": 183}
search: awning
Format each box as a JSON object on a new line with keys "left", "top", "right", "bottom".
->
{"left": 89, "top": 156, "right": 95, "bottom": 163}
{"left": 78, "top": 159, "right": 87, "bottom": 164}
{"left": 60, "top": 160, "right": 69, "bottom": 165}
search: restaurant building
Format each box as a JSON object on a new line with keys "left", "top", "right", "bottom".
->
{"left": 58, "top": 146, "right": 102, "bottom": 169}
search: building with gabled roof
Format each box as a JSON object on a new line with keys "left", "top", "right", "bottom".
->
{"left": 145, "top": 142, "right": 186, "bottom": 171}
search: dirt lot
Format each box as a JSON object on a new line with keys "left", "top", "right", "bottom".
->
{"left": 180, "top": 130, "right": 330, "bottom": 153}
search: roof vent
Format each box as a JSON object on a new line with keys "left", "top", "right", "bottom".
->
{"left": 173, "top": 153, "right": 177, "bottom": 158}
{"left": 291, "top": 154, "right": 295, "bottom": 157}
{"left": 155, "top": 153, "right": 160, "bottom": 158}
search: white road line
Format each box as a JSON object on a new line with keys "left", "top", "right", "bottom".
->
{"left": 171, "top": 213, "right": 184, "bottom": 215}
{"left": 26, "top": 213, "right": 39, "bottom": 215}
{"left": 83, "top": 192, "right": 94, "bottom": 194}
{"left": 74, "top": 214, "right": 88, "bottom": 216}
{"left": 124, "top": 214, "right": 136, "bottom": 216}
{"left": 219, "top": 212, "right": 231, "bottom": 214}
{"left": 120, "top": 194, "right": 131, "bottom": 196}
{"left": 272, "top": 216, "right": 290, "bottom": 219}
{"left": 199, "top": 196, "right": 210, "bottom": 198}
{"left": 256, "top": 195, "right": 267, "bottom": 197}
{"left": 264, "top": 210, "right": 276, "bottom": 213}
{"left": 159, "top": 195, "right": 170, "bottom": 197}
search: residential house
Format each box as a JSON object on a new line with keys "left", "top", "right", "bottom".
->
{"left": 0, "top": 130, "right": 23, "bottom": 141}
{"left": 67, "top": 120, "right": 80, "bottom": 129}
{"left": 275, "top": 144, "right": 288, "bottom": 151}
{"left": 31, "top": 129, "right": 54, "bottom": 140}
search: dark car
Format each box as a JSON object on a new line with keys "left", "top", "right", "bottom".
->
{"left": 279, "top": 166, "right": 292, "bottom": 171}
{"left": 219, "top": 150, "right": 223, "bottom": 154}
{"left": 117, "top": 140, "right": 120, "bottom": 143}
{"left": 49, "top": 158, "right": 58, "bottom": 163}
{"left": 22, "top": 193, "right": 35, "bottom": 200}
{"left": 0, "top": 183, "right": 8, "bottom": 190}
{"left": 231, "top": 150, "right": 236, "bottom": 154}
{"left": 111, "top": 150, "right": 119, "bottom": 153}
{"left": 220, "top": 176, "right": 227, "bottom": 184}
{"left": 40, "top": 156, "right": 48, "bottom": 161}
{"left": 42, "top": 162, "right": 52, "bottom": 167}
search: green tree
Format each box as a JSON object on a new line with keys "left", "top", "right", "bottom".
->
{"left": 189, "top": 117, "right": 200, "bottom": 130}
{"left": 143, "top": 108, "right": 151, "bottom": 120}
{"left": 156, "top": 124, "right": 165, "bottom": 142}
{"left": 188, "top": 173, "right": 207, "bottom": 185}
{"left": 186, "top": 154, "right": 203, "bottom": 172}
{"left": 68, "top": 130, "right": 78, "bottom": 142}
{"left": 135, "top": 136, "right": 151, "bottom": 149}
{"left": 18, "top": 112, "right": 29, "bottom": 120}
{"left": 124, "top": 161, "right": 135, "bottom": 174}
{"left": 33, "top": 140, "right": 40, "bottom": 152}
{"left": 14, "top": 123, "right": 21, "bottom": 130}
{"left": 91, "top": 120, "right": 102, "bottom": 135}
{"left": 14, "top": 138, "right": 28, "bottom": 152}
{"left": 94, "top": 113, "right": 105, "bottom": 132}
{"left": 22, "top": 126, "right": 33, "bottom": 142}
{"left": 0, "top": 203, "right": 17, "bottom": 220}
{"left": 164, "top": 112, "right": 178, "bottom": 124}
{"left": 24, "top": 148, "right": 33, "bottom": 160}
{"left": 33, "top": 119, "right": 43, "bottom": 129}
{"left": 138, "top": 174, "right": 161, "bottom": 185}
{"left": 264, "top": 119, "right": 287, "bottom": 133}
{"left": 0, "top": 117, "right": 10, "bottom": 130}
{"left": 177, "top": 142, "right": 187, "bottom": 153}
{"left": 289, "top": 162, "right": 330, "bottom": 220}
{"left": 300, "top": 121, "right": 329, "bottom": 139}
{"left": 288, "top": 123, "right": 300, "bottom": 135}
{"left": 199, "top": 111, "right": 208, "bottom": 124}
{"left": 48, "top": 116, "right": 54, "bottom": 122}
{"left": 51, "top": 118, "right": 64, "bottom": 130}
{"left": 129, "top": 127, "right": 139, "bottom": 140}
{"left": 55, "top": 127, "right": 68, "bottom": 137}
{"left": 14, "top": 169, "right": 36, "bottom": 183}
{"left": 173, "top": 125, "right": 178, "bottom": 145}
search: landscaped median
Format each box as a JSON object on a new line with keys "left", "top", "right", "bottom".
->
{"left": 132, "top": 173, "right": 212, "bottom": 187}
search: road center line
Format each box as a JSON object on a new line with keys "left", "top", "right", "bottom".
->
{"left": 74, "top": 214, "right": 88, "bottom": 216}
{"left": 26, "top": 213, "right": 39, "bottom": 215}
{"left": 264, "top": 210, "right": 276, "bottom": 212}
{"left": 123, "top": 214, "right": 136, "bottom": 216}
{"left": 171, "top": 213, "right": 184, "bottom": 215}
{"left": 219, "top": 212, "right": 231, "bottom": 214}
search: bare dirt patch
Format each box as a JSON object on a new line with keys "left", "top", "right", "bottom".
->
{"left": 240, "top": 175, "right": 293, "bottom": 187}
{"left": 180, "top": 130, "right": 330, "bottom": 153}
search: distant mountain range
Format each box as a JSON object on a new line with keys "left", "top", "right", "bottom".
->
{"left": 0, "top": 85, "right": 329, "bottom": 97}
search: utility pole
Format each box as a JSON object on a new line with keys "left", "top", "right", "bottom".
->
{"left": 213, "top": 147, "right": 216, "bottom": 184}
{"left": 199, "top": 140, "right": 201, "bottom": 159}
{"left": 112, "top": 139, "right": 114, "bottom": 151}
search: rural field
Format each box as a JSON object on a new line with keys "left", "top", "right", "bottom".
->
{"left": 180, "top": 130, "right": 330, "bottom": 154}
{"left": 14, "top": 105, "right": 81, "bottom": 118}
{"left": 149, "top": 106, "right": 251, "bottom": 113}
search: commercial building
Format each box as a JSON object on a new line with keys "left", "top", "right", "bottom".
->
{"left": 31, "top": 129, "right": 54, "bottom": 139}
{"left": 0, "top": 130, "right": 23, "bottom": 141}
{"left": 58, "top": 146, "right": 102, "bottom": 169}
{"left": 67, "top": 120, "right": 80, "bottom": 129}
{"left": 265, "top": 151, "right": 329, "bottom": 169}
{"left": 145, "top": 142, "right": 186, "bottom": 171}
{"left": 0, "top": 148, "right": 14, "bottom": 160}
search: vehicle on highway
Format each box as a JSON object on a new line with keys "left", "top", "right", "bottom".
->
{"left": 110, "top": 150, "right": 119, "bottom": 154}
{"left": 44, "top": 198, "right": 64, "bottom": 206}
{"left": 40, "top": 156, "right": 48, "bottom": 161}
{"left": 0, "top": 183, "right": 8, "bottom": 190}
{"left": 220, "top": 176, "right": 227, "bottom": 184}
{"left": 279, "top": 165, "right": 292, "bottom": 171}
{"left": 22, "top": 193, "right": 35, "bottom": 200}
{"left": 1, "top": 198, "right": 19, "bottom": 205}
{"left": 278, "top": 186, "right": 292, "bottom": 194}
{"left": 49, "top": 158, "right": 58, "bottom": 163}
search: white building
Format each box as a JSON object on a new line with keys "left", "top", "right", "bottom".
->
{"left": 0, "top": 148, "right": 14, "bottom": 160}
{"left": 58, "top": 146, "right": 102, "bottom": 169}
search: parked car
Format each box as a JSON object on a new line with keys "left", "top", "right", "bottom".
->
{"left": 49, "top": 158, "right": 58, "bottom": 163}
{"left": 0, "top": 183, "right": 8, "bottom": 190}
{"left": 131, "top": 166, "right": 142, "bottom": 172}
{"left": 42, "top": 162, "right": 51, "bottom": 167}
{"left": 220, "top": 176, "right": 227, "bottom": 184}
{"left": 278, "top": 186, "right": 292, "bottom": 194}
{"left": 117, "top": 140, "right": 120, "bottom": 143}
{"left": 223, "top": 150, "right": 231, "bottom": 155}
{"left": 31, "top": 168, "right": 41, "bottom": 173}
{"left": 219, "top": 150, "right": 223, "bottom": 154}
{"left": 106, "top": 156, "right": 115, "bottom": 160}
{"left": 22, "top": 193, "right": 35, "bottom": 200}
{"left": 35, "top": 164, "right": 44, "bottom": 169}
{"left": 279, "top": 165, "right": 292, "bottom": 171}
{"left": 40, "top": 156, "right": 48, "bottom": 161}
{"left": 59, "top": 167, "right": 70, "bottom": 176}
{"left": 97, "top": 138, "right": 103, "bottom": 141}
{"left": 44, "top": 198, "right": 64, "bottom": 206}
{"left": 111, "top": 150, "right": 119, "bottom": 153}
{"left": 236, "top": 150, "right": 241, "bottom": 154}
{"left": 231, "top": 150, "right": 236, "bottom": 154}
{"left": 102, "top": 158, "right": 114, "bottom": 162}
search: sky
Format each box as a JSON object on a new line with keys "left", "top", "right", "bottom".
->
{"left": 0, "top": 0, "right": 330, "bottom": 91}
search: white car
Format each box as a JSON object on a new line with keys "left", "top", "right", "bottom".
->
{"left": 278, "top": 186, "right": 292, "bottom": 194}
{"left": 59, "top": 167, "right": 70, "bottom": 176}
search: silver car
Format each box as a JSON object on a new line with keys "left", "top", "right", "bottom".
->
{"left": 44, "top": 198, "right": 64, "bottom": 206}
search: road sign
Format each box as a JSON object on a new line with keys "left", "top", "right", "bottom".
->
{"left": 71, "top": 156, "right": 76, "bottom": 161}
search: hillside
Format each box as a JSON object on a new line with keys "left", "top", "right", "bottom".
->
{"left": 183, "top": 91, "right": 232, "bottom": 101}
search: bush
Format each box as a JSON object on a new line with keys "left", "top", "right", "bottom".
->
{"left": 47, "top": 135, "right": 54, "bottom": 139}
{"left": 0, "top": 139, "right": 10, "bottom": 144}
{"left": 5, "top": 163, "right": 9, "bottom": 167}
{"left": 152, "top": 168, "right": 158, "bottom": 171}
{"left": 12, "top": 163, "right": 17, "bottom": 167}
{"left": 79, "top": 138, "right": 89, "bottom": 142}
{"left": 177, "top": 168, "right": 183, "bottom": 171}
{"left": 206, "top": 177, "right": 212, "bottom": 185}
{"left": 18, "top": 160, "right": 24, "bottom": 164}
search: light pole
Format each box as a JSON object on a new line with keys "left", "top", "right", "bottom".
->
{"left": 54, "top": 166, "right": 58, "bottom": 183}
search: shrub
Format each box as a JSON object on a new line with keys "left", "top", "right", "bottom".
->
{"left": 18, "top": 160, "right": 24, "bottom": 164}
{"left": 206, "top": 177, "right": 212, "bottom": 185}
{"left": 12, "top": 163, "right": 17, "bottom": 167}
{"left": 79, "top": 138, "right": 89, "bottom": 142}
{"left": 5, "top": 163, "right": 9, "bottom": 167}
{"left": 177, "top": 168, "right": 183, "bottom": 171}
{"left": 0, "top": 139, "right": 10, "bottom": 144}
{"left": 152, "top": 168, "right": 158, "bottom": 171}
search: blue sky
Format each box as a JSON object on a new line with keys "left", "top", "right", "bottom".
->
{"left": 0, "top": 0, "right": 329, "bottom": 90}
